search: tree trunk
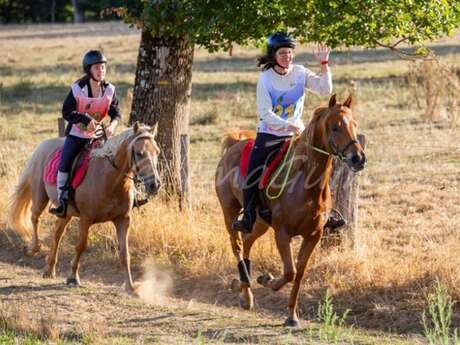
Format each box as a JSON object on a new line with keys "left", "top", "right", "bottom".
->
{"left": 129, "top": 31, "right": 194, "bottom": 201}
{"left": 71, "top": 0, "right": 83, "bottom": 23}
{"left": 50, "top": 0, "right": 56, "bottom": 23}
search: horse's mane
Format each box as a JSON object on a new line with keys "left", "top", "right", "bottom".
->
{"left": 91, "top": 125, "right": 153, "bottom": 159}
{"left": 303, "top": 106, "right": 329, "bottom": 148}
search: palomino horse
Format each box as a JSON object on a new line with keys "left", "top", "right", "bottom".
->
{"left": 215, "top": 94, "right": 366, "bottom": 326}
{"left": 8, "top": 122, "right": 161, "bottom": 293}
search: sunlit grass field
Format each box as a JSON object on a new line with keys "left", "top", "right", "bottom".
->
{"left": 1, "top": 21, "right": 459, "bottom": 337}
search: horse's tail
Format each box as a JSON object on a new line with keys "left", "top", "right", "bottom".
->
{"left": 8, "top": 151, "right": 36, "bottom": 240}
{"left": 221, "top": 129, "right": 256, "bottom": 155}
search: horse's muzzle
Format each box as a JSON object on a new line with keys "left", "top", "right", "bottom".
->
{"left": 147, "top": 179, "right": 161, "bottom": 196}
{"left": 349, "top": 152, "right": 366, "bottom": 172}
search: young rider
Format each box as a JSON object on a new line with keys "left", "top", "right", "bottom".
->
{"left": 232, "top": 32, "right": 339, "bottom": 233}
{"left": 49, "top": 50, "right": 121, "bottom": 218}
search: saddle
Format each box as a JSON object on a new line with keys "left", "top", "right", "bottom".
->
{"left": 240, "top": 138, "right": 291, "bottom": 189}
{"left": 239, "top": 139, "right": 291, "bottom": 224}
{"left": 43, "top": 147, "right": 91, "bottom": 190}
{"left": 43, "top": 134, "right": 106, "bottom": 188}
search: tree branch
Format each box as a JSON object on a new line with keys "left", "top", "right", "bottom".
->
{"left": 374, "top": 39, "right": 433, "bottom": 61}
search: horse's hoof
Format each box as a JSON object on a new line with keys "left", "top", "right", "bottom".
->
{"left": 257, "top": 273, "right": 274, "bottom": 287}
{"left": 66, "top": 277, "right": 80, "bottom": 286}
{"left": 43, "top": 271, "right": 55, "bottom": 279}
{"left": 230, "top": 279, "right": 242, "bottom": 293}
{"left": 126, "top": 282, "right": 140, "bottom": 296}
{"left": 284, "top": 318, "right": 300, "bottom": 327}
{"left": 239, "top": 289, "right": 254, "bottom": 310}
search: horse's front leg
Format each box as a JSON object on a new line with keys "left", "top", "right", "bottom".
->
{"left": 285, "top": 228, "right": 323, "bottom": 327}
{"left": 66, "top": 217, "right": 92, "bottom": 286}
{"left": 113, "top": 215, "right": 136, "bottom": 295}
{"left": 257, "top": 227, "right": 295, "bottom": 291}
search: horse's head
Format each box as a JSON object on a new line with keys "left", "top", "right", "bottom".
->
{"left": 129, "top": 122, "right": 162, "bottom": 196}
{"left": 321, "top": 94, "right": 366, "bottom": 172}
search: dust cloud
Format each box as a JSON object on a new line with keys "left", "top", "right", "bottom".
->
{"left": 137, "top": 258, "right": 173, "bottom": 305}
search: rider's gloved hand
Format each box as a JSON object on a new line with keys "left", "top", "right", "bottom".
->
{"left": 87, "top": 119, "right": 98, "bottom": 132}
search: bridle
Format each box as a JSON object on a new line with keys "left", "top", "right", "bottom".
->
{"left": 103, "top": 126, "right": 156, "bottom": 184}
{"left": 310, "top": 112, "right": 360, "bottom": 162}
{"left": 328, "top": 138, "right": 359, "bottom": 161}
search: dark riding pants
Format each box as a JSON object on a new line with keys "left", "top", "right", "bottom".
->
{"left": 58, "top": 135, "right": 90, "bottom": 173}
{"left": 242, "top": 132, "right": 290, "bottom": 213}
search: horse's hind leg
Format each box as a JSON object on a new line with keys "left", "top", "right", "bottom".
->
{"left": 43, "top": 216, "right": 71, "bottom": 278}
{"left": 66, "top": 217, "right": 92, "bottom": 286}
{"left": 25, "top": 182, "right": 49, "bottom": 257}
{"left": 223, "top": 205, "right": 266, "bottom": 310}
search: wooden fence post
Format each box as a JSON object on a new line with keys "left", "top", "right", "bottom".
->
{"left": 179, "top": 133, "right": 191, "bottom": 211}
{"left": 58, "top": 118, "right": 65, "bottom": 137}
{"left": 324, "top": 134, "right": 367, "bottom": 248}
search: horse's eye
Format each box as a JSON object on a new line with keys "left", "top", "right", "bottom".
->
{"left": 331, "top": 125, "right": 339, "bottom": 133}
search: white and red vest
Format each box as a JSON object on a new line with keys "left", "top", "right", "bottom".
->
{"left": 69, "top": 82, "right": 115, "bottom": 139}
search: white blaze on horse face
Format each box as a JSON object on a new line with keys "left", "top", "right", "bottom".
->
{"left": 137, "top": 137, "right": 161, "bottom": 185}
{"left": 341, "top": 113, "right": 359, "bottom": 160}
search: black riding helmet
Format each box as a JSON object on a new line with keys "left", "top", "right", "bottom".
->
{"left": 267, "top": 32, "right": 296, "bottom": 56}
{"left": 82, "top": 50, "right": 107, "bottom": 74}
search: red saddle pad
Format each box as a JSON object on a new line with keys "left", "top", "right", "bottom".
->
{"left": 43, "top": 148, "right": 91, "bottom": 189}
{"left": 240, "top": 139, "right": 291, "bottom": 189}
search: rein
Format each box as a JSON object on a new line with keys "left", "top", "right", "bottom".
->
{"left": 265, "top": 138, "right": 296, "bottom": 200}
{"left": 104, "top": 133, "right": 154, "bottom": 184}
{"left": 265, "top": 124, "right": 358, "bottom": 200}
{"left": 329, "top": 138, "right": 359, "bottom": 161}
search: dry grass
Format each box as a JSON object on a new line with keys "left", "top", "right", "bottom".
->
{"left": 1, "top": 21, "right": 460, "bottom": 337}
{"left": 408, "top": 57, "right": 460, "bottom": 121}
{"left": 0, "top": 303, "right": 60, "bottom": 341}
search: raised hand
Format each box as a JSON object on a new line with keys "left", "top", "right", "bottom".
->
{"left": 313, "top": 44, "right": 331, "bottom": 63}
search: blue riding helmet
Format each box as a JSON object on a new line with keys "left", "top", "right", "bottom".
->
{"left": 267, "top": 32, "right": 296, "bottom": 56}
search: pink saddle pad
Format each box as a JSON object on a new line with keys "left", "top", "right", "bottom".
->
{"left": 43, "top": 148, "right": 91, "bottom": 189}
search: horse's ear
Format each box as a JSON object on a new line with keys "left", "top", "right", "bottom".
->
{"left": 328, "top": 94, "right": 337, "bottom": 108}
{"left": 133, "top": 121, "right": 140, "bottom": 133}
{"left": 343, "top": 94, "right": 353, "bottom": 108}
{"left": 150, "top": 123, "right": 158, "bottom": 138}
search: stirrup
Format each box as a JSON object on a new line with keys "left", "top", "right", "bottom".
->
{"left": 232, "top": 211, "right": 255, "bottom": 234}
{"left": 325, "top": 209, "right": 346, "bottom": 231}
{"left": 134, "top": 197, "right": 149, "bottom": 208}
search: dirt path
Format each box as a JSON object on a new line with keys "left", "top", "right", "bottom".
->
{"left": 0, "top": 230, "right": 331, "bottom": 344}
{"left": 0, "top": 257, "right": 299, "bottom": 344}
{"left": 0, "top": 236, "right": 424, "bottom": 345}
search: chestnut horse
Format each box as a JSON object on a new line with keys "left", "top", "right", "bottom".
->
{"left": 215, "top": 95, "right": 366, "bottom": 326}
{"left": 8, "top": 122, "right": 161, "bottom": 293}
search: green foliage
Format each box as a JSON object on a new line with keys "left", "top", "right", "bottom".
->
{"left": 0, "top": 0, "right": 123, "bottom": 23}
{"left": 422, "top": 281, "right": 460, "bottom": 345}
{"left": 115, "top": 0, "right": 460, "bottom": 50}
{"left": 0, "top": 0, "right": 71, "bottom": 23}
{"left": 318, "top": 289, "right": 349, "bottom": 328}
{"left": 316, "top": 289, "right": 351, "bottom": 343}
